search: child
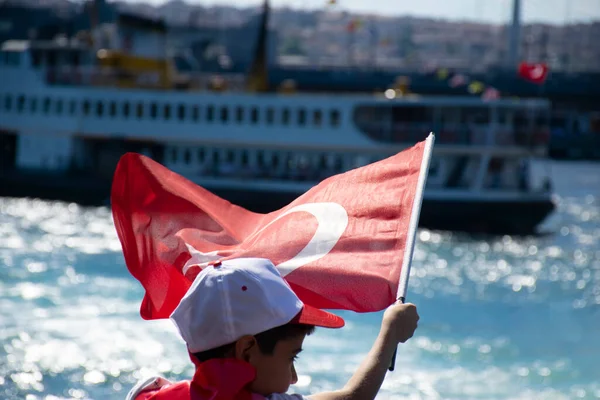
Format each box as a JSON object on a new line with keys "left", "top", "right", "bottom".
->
{"left": 127, "top": 258, "right": 419, "bottom": 400}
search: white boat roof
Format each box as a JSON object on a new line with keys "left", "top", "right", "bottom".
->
{"left": 1, "top": 39, "right": 88, "bottom": 52}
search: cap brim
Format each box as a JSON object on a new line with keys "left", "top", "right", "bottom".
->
{"left": 290, "top": 304, "right": 345, "bottom": 329}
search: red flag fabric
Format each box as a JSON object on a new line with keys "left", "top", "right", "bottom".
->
{"left": 518, "top": 62, "right": 549, "bottom": 84}
{"left": 111, "top": 139, "right": 429, "bottom": 320}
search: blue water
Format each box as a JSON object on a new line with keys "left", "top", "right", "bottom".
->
{"left": 1, "top": 161, "right": 599, "bottom": 400}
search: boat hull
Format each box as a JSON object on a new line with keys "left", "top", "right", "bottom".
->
{"left": 0, "top": 171, "right": 555, "bottom": 236}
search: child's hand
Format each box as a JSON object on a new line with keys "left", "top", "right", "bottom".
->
{"left": 382, "top": 302, "right": 419, "bottom": 344}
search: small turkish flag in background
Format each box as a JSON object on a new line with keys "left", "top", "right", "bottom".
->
{"left": 111, "top": 136, "right": 433, "bottom": 320}
{"left": 518, "top": 62, "right": 549, "bottom": 85}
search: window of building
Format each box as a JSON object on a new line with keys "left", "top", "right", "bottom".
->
{"left": 164, "top": 104, "right": 171, "bottom": 120}
{"left": 30, "top": 97, "right": 37, "bottom": 113}
{"left": 83, "top": 100, "right": 90, "bottom": 115}
{"left": 122, "top": 102, "right": 130, "bottom": 118}
{"left": 56, "top": 99, "right": 63, "bottom": 115}
{"left": 251, "top": 107, "right": 259, "bottom": 124}
{"left": 171, "top": 148, "right": 178, "bottom": 163}
{"left": 184, "top": 149, "right": 191, "bottom": 164}
{"left": 137, "top": 102, "right": 144, "bottom": 118}
{"left": 192, "top": 105, "right": 199, "bottom": 121}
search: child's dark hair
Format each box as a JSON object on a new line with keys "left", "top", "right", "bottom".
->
{"left": 193, "top": 323, "right": 315, "bottom": 362}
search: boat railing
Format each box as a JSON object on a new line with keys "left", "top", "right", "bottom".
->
{"left": 43, "top": 65, "right": 248, "bottom": 91}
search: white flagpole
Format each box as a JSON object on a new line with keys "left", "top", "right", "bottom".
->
{"left": 389, "top": 132, "right": 435, "bottom": 371}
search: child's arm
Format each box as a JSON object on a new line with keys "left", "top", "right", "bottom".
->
{"left": 308, "top": 302, "right": 419, "bottom": 400}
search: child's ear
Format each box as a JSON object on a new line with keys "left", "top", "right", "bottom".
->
{"left": 235, "top": 335, "right": 258, "bottom": 362}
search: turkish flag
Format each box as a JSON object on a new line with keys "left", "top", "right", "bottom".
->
{"left": 111, "top": 136, "right": 433, "bottom": 320}
{"left": 518, "top": 62, "right": 549, "bottom": 84}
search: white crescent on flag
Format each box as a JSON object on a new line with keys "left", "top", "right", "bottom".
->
{"left": 182, "top": 202, "right": 349, "bottom": 277}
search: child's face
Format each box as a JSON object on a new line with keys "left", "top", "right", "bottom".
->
{"left": 248, "top": 333, "right": 307, "bottom": 396}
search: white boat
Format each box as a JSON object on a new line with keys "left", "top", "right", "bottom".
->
{"left": 0, "top": 18, "right": 556, "bottom": 235}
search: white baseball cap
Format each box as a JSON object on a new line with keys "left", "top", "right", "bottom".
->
{"left": 170, "top": 258, "right": 345, "bottom": 353}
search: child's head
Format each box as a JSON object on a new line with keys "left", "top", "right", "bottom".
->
{"left": 193, "top": 321, "right": 315, "bottom": 394}
{"left": 170, "top": 258, "right": 344, "bottom": 395}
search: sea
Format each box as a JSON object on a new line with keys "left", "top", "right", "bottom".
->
{"left": 1, "top": 160, "right": 599, "bottom": 400}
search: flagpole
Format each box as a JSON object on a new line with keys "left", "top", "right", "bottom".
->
{"left": 388, "top": 132, "right": 435, "bottom": 372}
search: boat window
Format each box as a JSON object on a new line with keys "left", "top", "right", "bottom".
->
{"left": 266, "top": 108, "right": 275, "bottom": 125}
{"left": 17, "top": 95, "right": 25, "bottom": 113}
{"left": 220, "top": 106, "right": 228, "bottom": 123}
{"left": 30, "top": 97, "right": 37, "bottom": 113}
{"left": 313, "top": 110, "right": 322, "bottom": 126}
{"left": 3, "top": 51, "right": 20, "bottom": 66}
{"left": 96, "top": 101, "right": 104, "bottom": 117}
{"left": 353, "top": 106, "right": 391, "bottom": 142}
{"left": 164, "top": 104, "right": 171, "bottom": 120}
{"left": 70, "top": 99, "right": 77, "bottom": 115}
{"left": 4, "top": 95, "right": 11, "bottom": 111}
{"left": 122, "top": 102, "right": 130, "bottom": 118}
{"left": 177, "top": 104, "right": 186, "bottom": 121}
{"left": 43, "top": 97, "right": 52, "bottom": 114}
{"left": 137, "top": 102, "right": 144, "bottom": 118}
{"left": 207, "top": 105, "right": 215, "bottom": 122}
{"left": 236, "top": 106, "right": 244, "bottom": 122}
{"left": 192, "top": 105, "right": 199, "bottom": 121}
{"left": 47, "top": 51, "right": 56, "bottom": 68}
{"left": 226, "top": 149, "right": 235, "bottom": 163}
{"left": 590, "top": 114, "right": 600, "bottom": 134}
{"left": 251, "top": 107, "right": 259, "bottom": 124}
{"left": 330, "top": 109, "right": 340, "bottom": 127}
{"left": 439, "top": 107, "right": 461, "bottom": 126}
{"left": 241, "top": 151, "right": 249, "bottom": 166}
{"left": 497, "top": 107, "right": 512, "bottom": 125}
{"left": 460, "top": 107, "right": 489, "bottom": 124}
{"left": 150, "top": 103, "right": 158, "bottom": 119}
{"left": 56, "top": 99, "right": 63, "bottom": 115}
{"left": 171, "top": 148, "right": 178, "bottom": 163}
{"left": 184, "top": 149, "right": 191, "bottom": 164}
{"left": 198, "top": 148, "right": 205, "bottom": 162}
{"left": 282, "top": 108, "right": 290, "bottom": 125}
{"left": 83, "top": 100, "right": 90, "bottom": 116}
{"left": 31, "top": 50, "right": 42, "bottom": 67}
{"left": 109, "top": 101, "right": 117, "bottom": 117}
{"left": 257, "top": 151, "right": 265, "bottom": 167}
{"left": 298, "top": 109, "right": 306, "bottom": 126}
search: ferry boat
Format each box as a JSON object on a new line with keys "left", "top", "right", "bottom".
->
{"left": 0, "top": 14, "right": 556, "bottom": 235}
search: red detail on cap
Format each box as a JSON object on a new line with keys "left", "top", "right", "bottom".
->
{"left": 241, "top": 286, "right": 247, "bottom": 291}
